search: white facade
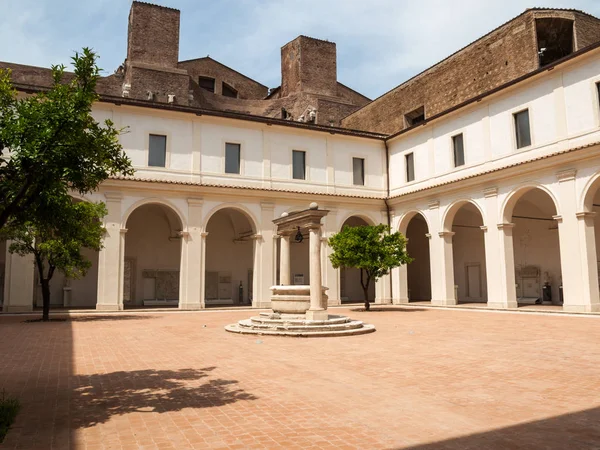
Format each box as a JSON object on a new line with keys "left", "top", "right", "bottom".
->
{"left": 4, "top": 47, "right": 600, "bottom": 313}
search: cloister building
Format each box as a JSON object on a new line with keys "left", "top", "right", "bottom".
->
{"left": 3, "top": 3, "right": 600, "bottom": 313}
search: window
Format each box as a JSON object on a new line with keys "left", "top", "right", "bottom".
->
{"left": 292, "top": 150, "right": 306, "bottom": 180}
{"left": 514, "top": 109, "right": 531, "bottom": 149}
{"left": 405, "top": 153, "right": 415, "bottom": 182}
{"left": 198, "top": 76, "right": 215, "bottom": 93}
{"left": 222, "top": 82, "right": 238, "bottom": 98}
{"left": 225, "top": 143, "right": 241, "bottom": 174}
{"left": 535, "top": 18, "right": 574, "bottom": 67}
{"left": 596, "top": 82, "right": 600, "bottom": 110}
{"left": 452, "top": 133, "right": 465, "bottom": 167}
{"left": 148, "top": 134, "right": 166, "bottom": 167}
{"left": 405, "top": 106, "right": 425, "bottom": 127}
{"left": 352, "top": 157, "right": 365, "bottom": 186}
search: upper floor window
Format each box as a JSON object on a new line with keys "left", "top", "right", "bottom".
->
{"left": 405, "top": 106, "right": 425, "bottom": 127}
{"left": 199, "top": 76, "right": 215, "bottom": 93}
{"left": 225, "top": 143, "right": 241, "bottom": 174}
{"left": 353, "top": 157, "right": 365, "bottom": 186}
{"left": 222, "top": 82, "right": 238, "bottom": 98}
{"left": 452, "top": 133, "right": 465, "bottom": 167}
{"left": 514, "top": 109, "right": 531, "bottom": 149}
{"left": 405, "top": 152, "right": 415, "bottom": 182}
{"left": 148, "top": 134, "right": 166, "bottom": 167}
{"left": 596, "top": 82, "right": 600, "bottom": 111}
{"left": 292, "top": 150, "right": 306, "bottom": 180}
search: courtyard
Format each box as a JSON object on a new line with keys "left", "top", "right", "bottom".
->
{"left": 1, "top": 306, "right": 600, "bottom": 449}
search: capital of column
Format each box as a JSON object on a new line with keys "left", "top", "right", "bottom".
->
{"left": 200, "top": 232, "right": 209, "bottom": 238}
{"left": 552, "top": 215, "right": 563, "bottom": 223}
{"left": 438, "top": 231, "right": 456, "bottom": 237}
{"left": 480, "top": 225, "right": 488, "bottom": 232}
{"left": 120, "top": 228, "right": 128, "bottom": 234}
{"left": 260, "top": 201, "right": 275, "bottom": 211}
{"left": 250, "top": 234, "right": 263, "bottom": 240}
{"left": 576, "top": 211, "right": 598, "bottom": 220}
{"left": 307, "top": 223, "right": 323, "bottom": 231}
{"left": 177, "top": 231, "right": 190, "bottom": 239}
{"left": 425, "top": 233, "right": 432, "bottom": 239}
{"left": 497, "top": 223, "right": 515, "bottom": 230}
{"left": 104, "top": 192, "right": 123, "bottom": 202}
{"left": 187, "top": 197, "right": 204, "bottom": 207}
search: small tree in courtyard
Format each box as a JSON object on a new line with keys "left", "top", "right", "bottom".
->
{"left": 1, "top": 197, "right": 107, "bottom": 321}
{"left": 328, "top": 224, "right": 412, "bottom": 311}
{"left": 0, "top": 48, "right": 133, "bottom": 231}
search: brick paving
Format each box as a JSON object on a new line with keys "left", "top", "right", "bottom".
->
{"left": 1, "top": 306, "right": 600, "bottom": 449}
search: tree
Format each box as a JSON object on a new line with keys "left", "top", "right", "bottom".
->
{"left": 328, "top": 224, "right": 412, "bottom": 311}
{"left": 0, "top": 48, "right": 133, "bottom": 230}
{"left": 1, "top": 197, "right": 107, "bottom": 321}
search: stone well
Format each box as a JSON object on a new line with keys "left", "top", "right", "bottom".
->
{"left": 225, "top": 203, "right": 375, "bottom": 337}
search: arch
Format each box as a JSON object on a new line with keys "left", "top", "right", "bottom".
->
{"left": 398, "top": 210, "right": 430, "bottom": 234}
{"left": 202, "top": 203, "right": 258, "bottom": 234}
{"left": 338, "top": 211, "right": 378, "bottom": 229}
{"left": 501, "top": 184, "right": 560, "bottom": 224}
{"left": 442, "top": 199, "right": 485, "bottom": 233}
{"left": 122, "top": 197, "right": 186, "bottom": 231}
{"left": 581, "top": 171, "right": 600, "bottom": 213}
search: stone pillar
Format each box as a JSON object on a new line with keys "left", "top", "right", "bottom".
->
{"left": 576, "top": 212, "right": 600, "bottom": 312}
{"left": 483, "top": 187, "right": 514, "bottom": 308}
{"left": 376, "top": 208, "right": 392, "bottom": 305}
{"left": 323, "top": 207, "right": 339, "bottom": 306}
{"left": 199, "top": 232, "right": 208, "bottom": 308}
{"left": 434, "top": 231, "right": 456, "bottom": 306}
{"left": 251, "top": 234, "right": 268, "bottom": 308}
{"left": 179, "top": 198, "right": 203, "bottom": 310}
{"left": 497, "top": 223, "right": 518, "bottom": 308}
{"left": 257, "top": 202, "right": 275, "bottom": 308}
{"left": 555, "top": 169, "right": 598, "bottom": 312}
{"left": 279, "top": 231, "right": 292, "bottom": 286}
{"left": 2, "top": 243, "right": 35, "bottom": 312}
{"left": 427, "top": 201, "right": 445, "bottom": 304}
{"left": 96, "top": 192, "right": 124, "bottom": 311}
{"left": 306, "top": 224, "right": 327, "bottom": 320}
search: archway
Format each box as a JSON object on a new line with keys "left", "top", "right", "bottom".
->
{"left": 506, "top": 188, "right": 561, "bottom": 306}
{"left": 33, "top": 197, "right": 100, "bottom": 309}
{"left": 339, "top": 216, "right": 376, "bottom": 304}
{"left": 124, "top": 203, "right": 183, "bottom": 307}
{"left": 205, "top": 207, "right": 255, "bottom": 307}
{"left": 404, "top": 213, "right": 431, "bottom": 302}
{"left": 446, "top": 201, "right": 488, "bottom": 304}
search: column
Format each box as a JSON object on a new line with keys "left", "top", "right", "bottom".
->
{"left": 484, "top": 187, "right": 516, "bottom": 308}
{"left": 257, "top": 202, "right": 275, "bottom": 308}
{"left": 179, "top": 198, "right": 203, "bottom": 310}
{"left": 279, "top": 231, "right": 291, "bottom": 285}
{"left": 2, "top": 243, "right": 35, "bottom": 312}
{"left": 496, "top": 223, "right": 518, "bottom": 308}
{"left": 96, "top": 192, "right": 124, "bottom": 311}
{"left": 375, "top": 208, "right": 392, "bottom": 305}
{"left": 576, "top": 212, "right": 600, "bottom": 311}
{"left": 427, "top": 201, "right": 446, "bottom": 303}
{"left": 306, "top": 224, "right": 327, "bottom": 320}
{"left": 435, "top": 231, "right": 457, "bottom": 306}
{"left": 199, "top": 232, "right": 208, "bottom": 308}
{"left": 556, "top": 169, "right": 598, "bottom": 312}
{"left": 323, "top": 207, "right": 339, "bottom": 306}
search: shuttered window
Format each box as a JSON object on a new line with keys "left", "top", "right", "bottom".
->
{"left": 148, "top": 134, "right": 166, "bottom": 167}
{"left": 225, "top": 143, "right": 241, "bottom": 174}
{"left": 292, "top": 150, "right": 306, "bottom": 180}
{"left": 352, "top": 158, "right": 365, "bottom": 185}
{"left": 514, "top": 109, "right": 531, "bottom": 149}
{"left": 405, "top": 153, "right": 415, "bottom": 182}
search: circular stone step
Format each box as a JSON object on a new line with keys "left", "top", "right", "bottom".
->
{"left": 237, "top": 318, "right": 365, "bottom": 332}
{"left": 225, "top": 314, "right": 375, "bottom": 337}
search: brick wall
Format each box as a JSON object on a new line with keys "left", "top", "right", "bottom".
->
{"left": 178, "top": 58, "right": 268, "bottom": 100}
{"left": 127, "top": 1, "right": 180, "bottom": 68}
{"left": 342, "top": 9, "right": 600, "bottom": 135}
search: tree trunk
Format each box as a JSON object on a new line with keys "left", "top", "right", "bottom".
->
{"left": 360, "top": 269, "right": 370, "bottom": 311}
{"left": 41, "top": 278, "right": 51, "bottom": 322}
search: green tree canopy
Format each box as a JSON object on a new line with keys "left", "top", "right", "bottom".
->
{"left": 328, "top": 224, "right": 412, "bottom": 310}
{"left": 0, "top": 48, "right": 133, "bottom": 230}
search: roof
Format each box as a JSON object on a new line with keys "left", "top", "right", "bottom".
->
{"left": 177, "top": 56, "right": 269, "bottom": 89}
{"left": 344, "top": 7, "right": 600, "bottom": 123}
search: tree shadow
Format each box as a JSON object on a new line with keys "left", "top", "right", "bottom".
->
{"left": 70, "top": 367, "right": 257, "bottom": 429}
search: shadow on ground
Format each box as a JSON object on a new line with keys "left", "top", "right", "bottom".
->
{"left": 401, "top": 406, "right": 600, "bottom": 449}
{"left": 71, "top": 367, "right": 257, "bottom": 428}
{"left": 67, "top": 315, "right": 159, "bottom": 322}
{"left": 350, "top": 307, "right": 428, "bottom": 313}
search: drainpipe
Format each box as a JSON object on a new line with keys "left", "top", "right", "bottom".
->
{"left": 384, "top": 138, "right": 393, "bottom": 304}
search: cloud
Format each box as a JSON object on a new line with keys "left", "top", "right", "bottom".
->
{"left": 2, "top": 0, "right": 600, "bottom": 98}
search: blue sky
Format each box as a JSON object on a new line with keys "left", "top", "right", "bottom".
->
{"left": 2, "top": 0, "right": 600, "bottom": 99}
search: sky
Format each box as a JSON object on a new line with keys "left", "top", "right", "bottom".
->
{"left": 2, "top": 0, "right": 600, "bottom": 100}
